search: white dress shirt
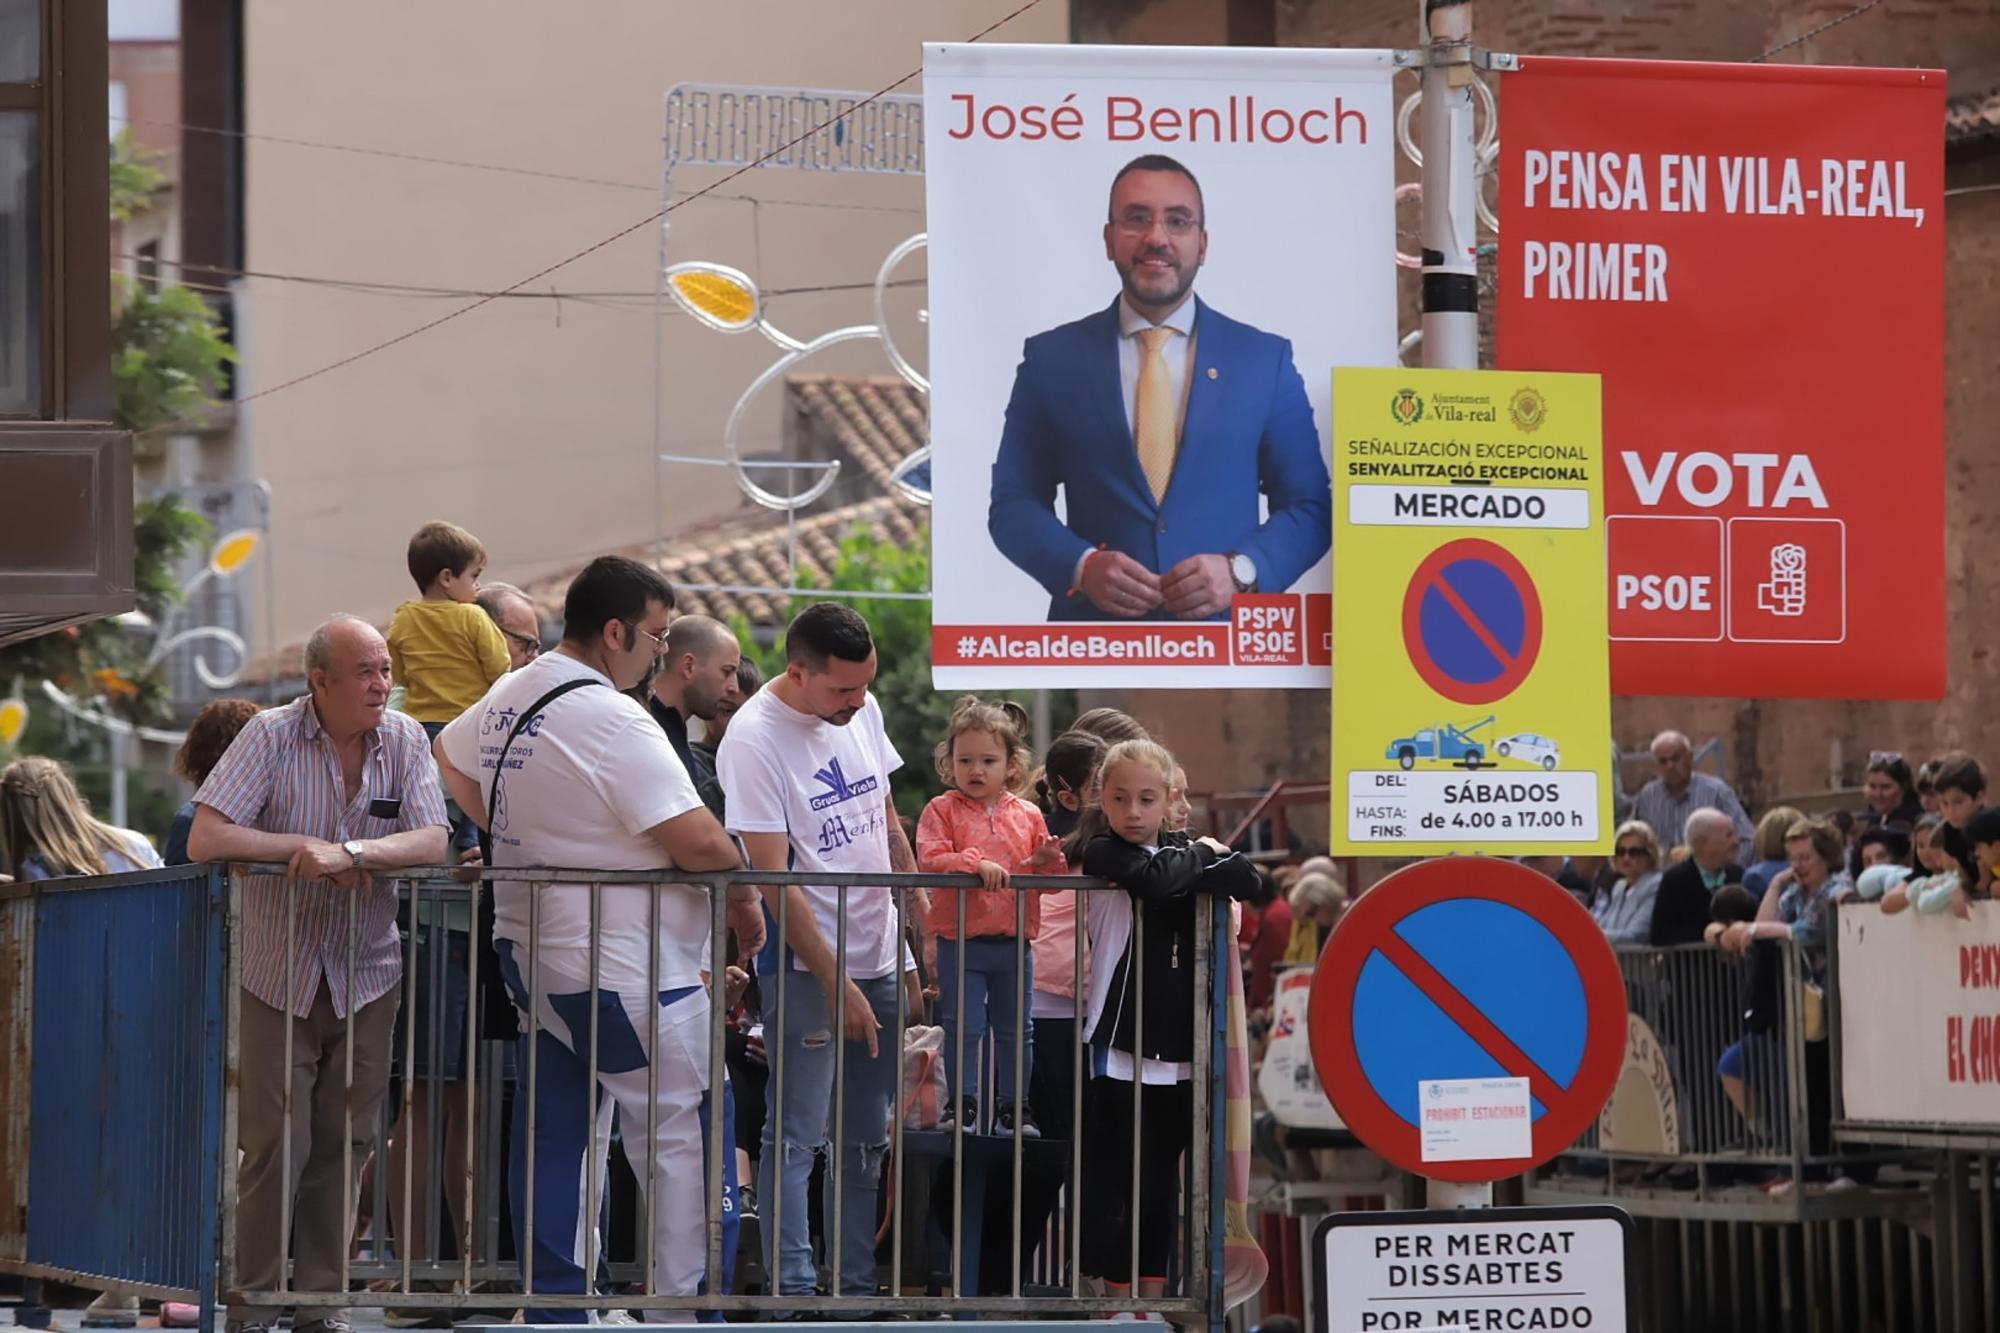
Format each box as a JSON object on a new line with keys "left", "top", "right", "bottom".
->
{"left": 1071, "top": 295, "right": 1201, "bottom": 589}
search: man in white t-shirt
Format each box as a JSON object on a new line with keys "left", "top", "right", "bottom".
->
{"left": 435, "top": 556, "right": 762, "bottom": 1321}
{"left": 716, "top": 601, "right": 916, "bottom": 1300}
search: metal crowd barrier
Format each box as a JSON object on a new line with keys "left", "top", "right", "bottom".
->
{"left": 1519, "top": 936, "right": 1995, "bottom": 1333}
{"left": 1537, "top": 941, "right": 1831, "bottom": 1186}
{"left": 0, "top": 865, "right": 231, "bottom": 1318}
{"left": 3, "top": 864, "right": 1230, "bottom": 1329}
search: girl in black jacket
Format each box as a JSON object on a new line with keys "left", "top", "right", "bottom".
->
{"left": 1076, "top": 739, "right": 1257, "bottom": 1302}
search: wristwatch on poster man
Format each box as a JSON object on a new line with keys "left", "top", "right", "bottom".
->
{"left": 1228, "top": 552, "right": 1258, "bottom": 594}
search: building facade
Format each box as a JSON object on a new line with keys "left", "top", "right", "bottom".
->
{"left": 172, "top": 0, "right": 1064, "bottom": 658}
{"left": 0, "top": 1, "right": 129, "bottom": 647}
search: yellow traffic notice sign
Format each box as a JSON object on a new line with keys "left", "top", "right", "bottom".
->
{"left": 1331, "top": 368, "right": 1612, "bottom": 856}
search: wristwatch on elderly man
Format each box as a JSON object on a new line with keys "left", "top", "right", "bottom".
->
{"left": 343, "top": 839, "right": 366, "bottom": 870}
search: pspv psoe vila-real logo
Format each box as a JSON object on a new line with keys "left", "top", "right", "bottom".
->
{"left": 1390, "top": 387, "right": 1425, "bottom": 425}
{"left": 1509, "top": 385, "right": 1548, "bottom": 432}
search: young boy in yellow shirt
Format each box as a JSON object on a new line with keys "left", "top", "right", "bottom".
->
{"left": 388, "top": 521, "right": 510, "bottom": 857}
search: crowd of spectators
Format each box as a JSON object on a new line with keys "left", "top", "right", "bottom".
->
{"left": 0, "top": 517, "right": 1286, "bottom": 1324}
{"left": 1566, "top": 734, "right": 1994, "bottom": 958}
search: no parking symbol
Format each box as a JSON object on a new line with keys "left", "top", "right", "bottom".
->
{"left": 1401, "top": 538, "right": 1543, "bottom": 706}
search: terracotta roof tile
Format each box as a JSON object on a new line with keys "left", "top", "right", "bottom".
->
{"left": 789, "top": 372, "right": 927, "bottom": 493}
{"left": 1947, "top": 87, "right": 2000, "bottom": 145}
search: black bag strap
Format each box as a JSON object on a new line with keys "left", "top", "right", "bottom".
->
{"left": 487, "top": 677, "right": 603, "bottom": 825}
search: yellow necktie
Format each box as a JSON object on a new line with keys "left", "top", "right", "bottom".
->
{"left": 1134, "top": 325, "right": 1179, "bottom": 503}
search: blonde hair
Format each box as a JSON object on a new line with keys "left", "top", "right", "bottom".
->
{"left": 933, "top": 695, "right": 1033, "bottom": 793}
{"left": 1612, "top": 819, "right": 1662, "bottom": 872}
{"left": 1096, "top": 737, "right": 1176, "bottom": 792}
{"left": 0, "top": 757, "right": 136, "bottom": 878}
{"left": 1061, "top": 737, "right": 1178, "bottom": 859}
{"left": 1753, "top": 805, "right": 1805, "bottom": 862}
{"left": 1784, "top": 818, "right": 1845, "bottom": 875}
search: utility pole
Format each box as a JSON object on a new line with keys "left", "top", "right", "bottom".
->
{"left": 1420, "top": 0, "right": 1480, "bottom": 374}
{"left": 1419, "top": 0, "right": 1495, "bottom": 1212}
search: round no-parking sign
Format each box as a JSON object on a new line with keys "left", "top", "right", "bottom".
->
{"left": 1401, "top": 538, "right": 1544, "bottom": 706}
{"left": 1307, "top": 857, "right": 1626, "bottom": 1182}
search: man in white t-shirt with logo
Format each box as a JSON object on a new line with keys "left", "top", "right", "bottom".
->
{"left": 716, "top": 601, "right": 916, "bottom": 1300}
{"left": 435, "top": 556, "right": 762, "bottom": 1322}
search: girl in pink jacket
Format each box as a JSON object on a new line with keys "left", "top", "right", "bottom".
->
{"left": 918, "top": 697, "right": 1064, "bottom": 1136}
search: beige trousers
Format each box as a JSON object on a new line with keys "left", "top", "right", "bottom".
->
{"left": 233, "top": 981, "right": 398, "bottom": 1323}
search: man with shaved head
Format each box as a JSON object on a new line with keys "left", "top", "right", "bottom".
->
{"left": 188, "top": 613, "right": 451, "bottom": 1333}
{"left": 644, "top": 613, "right": 743, "bottom": 818}
{"left": 1630, "top": 728, "right": 1755, "bottom": 851}
{"left": 1649, "top": 806, "right": 1746, "bottom": 947}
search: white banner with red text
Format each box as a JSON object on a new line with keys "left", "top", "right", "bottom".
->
{"left": 923, "top": 43, "right": 1397, "bottom": 688}
{"left": 1837, "top": 901, "right": 2000, "bottom": 1130}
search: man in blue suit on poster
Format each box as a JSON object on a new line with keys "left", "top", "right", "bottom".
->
{"left": 987, "top": 153, "right": 1331, "bottom": 622}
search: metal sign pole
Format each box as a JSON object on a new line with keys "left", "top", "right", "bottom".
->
{"left": 1420, "top": 0, "right": 1480, "bottom": 377}
{"left": 1418, "top": 0, "right": 1490, "bottom": 1215}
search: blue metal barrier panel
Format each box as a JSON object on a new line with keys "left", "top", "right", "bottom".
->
{"left": 25, "top": 867, "right": 225, "bottom": 1294}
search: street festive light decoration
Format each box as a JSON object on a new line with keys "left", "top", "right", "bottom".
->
{"left": 155, "top": 526, "right": 262, "bottom": 690}
{"left": 664, "top": 261, "right": 764, "bottom": 333}
{"left": 17, "top": 527, "right": 263, "bottom": 820}
{"left": 208, "top": 528, "right": 260, "bottom": 580}
{"left": 661, "top": 234, "right": 932, "bottom": 512}
{"left": 38, "top": 525, "right": 261, "bottom": 720}
{"left": 0, "top": 697, "right": 26, "bottom": 747}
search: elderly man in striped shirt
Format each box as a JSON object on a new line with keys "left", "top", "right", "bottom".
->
{"left": 1628, "top": 729, "right": 1757, "bottom": 851}
{"left": 189, "top": 614, "right": 450, "bottom": 1333}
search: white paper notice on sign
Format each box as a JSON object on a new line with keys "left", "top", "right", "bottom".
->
{"left": 1419, "top": 1076, "right": 1532, "bottom": 1163}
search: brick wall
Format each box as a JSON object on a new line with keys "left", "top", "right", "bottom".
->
{"left": 1076, "top": 0, "right": 2000, "bottom": 818}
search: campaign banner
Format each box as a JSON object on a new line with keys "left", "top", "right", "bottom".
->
{"left": 1497, "top": 58, "right": 1946, "bottom": 699}
{"left": 1837, "top": 901, "right": 2000, "bottom": 1129}
{"left": 923, "top": 44, "right": 1397, "bottom": 688}
{"left": 1258, "top": 967, "right": 1342, "bottom": 1131}
{"left": 1329, "top": 367, "right": 1612, "bottom": 856}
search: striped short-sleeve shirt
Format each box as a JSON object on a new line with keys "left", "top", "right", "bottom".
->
{"left": 195, "top": 695, "right": 450, "bottom": 1018}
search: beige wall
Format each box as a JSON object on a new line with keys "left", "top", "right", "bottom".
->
{"left": 238, "top": 0, "right": 1065, "bottom": 646}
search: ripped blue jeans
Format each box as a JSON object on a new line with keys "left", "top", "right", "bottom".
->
{"left": 757, "top": 969, "right": 901, "bottom": 1296}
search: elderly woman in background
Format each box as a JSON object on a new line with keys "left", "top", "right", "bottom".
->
{"left": 1589, "top": 820, "right": 1663, "bottom": 946}
{"left": 1721, "top": 818, "right": 1853, "bottom": 985}
{"left": 1742, "top": 805, "right": 1805, "bottom": 896}
{"left": 1285, "top": 859, "right": 1348, "bottom": 963}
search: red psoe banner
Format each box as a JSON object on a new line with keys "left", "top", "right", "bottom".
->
{"left": 1497, "top": 58, "right": 1946, "bottom": 699}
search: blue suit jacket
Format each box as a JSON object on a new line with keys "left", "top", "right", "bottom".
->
{"left": 986, "top": 296, "right": 1331, "bottom": 621}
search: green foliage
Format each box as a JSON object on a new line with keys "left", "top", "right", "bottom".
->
{"left": 0, "top": 496, "right": 211, "bottom": 726}
{"left": 730, "top": 520, "right": 1074, "bottom": 820}
{"left": 108, "top": 128, "right": 168, "bottom": 223}
{"left": 112, "top": 279, "right": 238, "bottom": 435}
{"left": 0, "top": 706, "right": 181, "bottom": 843}
{"left": 133, "top": 497, "right": 215, "bottom": 620}
{"left": 0, "top": 136, "right": 241, "bottom": 834}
